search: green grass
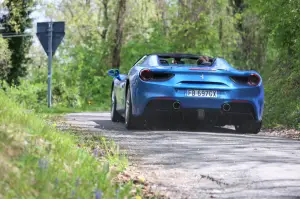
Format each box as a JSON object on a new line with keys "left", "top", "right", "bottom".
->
{"left": 31, "top": 103, "right": 110, "bottom": 115}
{"left": 0, "top": 91, "right": 137, "bottom": 199}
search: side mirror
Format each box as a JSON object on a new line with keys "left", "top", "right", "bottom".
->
{"left": 107, "top": 69, "right": 120, "bottom": 79}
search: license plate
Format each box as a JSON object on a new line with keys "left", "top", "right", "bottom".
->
{"left": 186, "top": 89, "right": 218, "bottom": 98}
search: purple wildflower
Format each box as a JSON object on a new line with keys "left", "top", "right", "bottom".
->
{"left": 94, "top": 189, "right": 102, "bottom": 199}
{"left": 55, "top": 178, "right": 59, "bottom": 188}
{"left": 116, "top": 189, "right": 119, "bottom": 199}
{"left": 71, "top": 190, "right": 76, "bottom": 198}
{"left": 38, "top": 159, "right": 48, "bottom": 169}
{"left": 100, "top": 151, "right": 105, "bottom": 157}
{"left": 75, "top": 177, "right": 80, "bottom": 187}
{"left": 93, "top": 148, "right": 99, "bottom": 157}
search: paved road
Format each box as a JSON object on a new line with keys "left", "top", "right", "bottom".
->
{"left": 65, "top": 112, "right": 300, "bottom": 199}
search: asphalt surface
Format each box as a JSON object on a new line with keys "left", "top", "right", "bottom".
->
{"left": 65, "top": 112, "right": 300, "bottom": 199}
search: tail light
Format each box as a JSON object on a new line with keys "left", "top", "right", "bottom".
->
{"left": 139, "top": 69, "right": 153, "bottom": 81}
{"left": 139, "top": 69, "right": 174, "bottom": 81}
{"left": 247, "top": 74, "right": 261, "bottom": 86}
{"left": 230, "top": 74, "right": 261, "bottom": 86}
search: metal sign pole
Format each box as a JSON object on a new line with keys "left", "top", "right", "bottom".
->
{"left": 47, "top": 22, "right": 53, "bottom": 108}
{"left": 36, "top": 21, "right": 65, "bottom": 108}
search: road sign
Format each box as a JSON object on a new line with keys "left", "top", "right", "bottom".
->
{"left": 36, "top": 22, "right": 65, "bottom": 56}
{"left": 36, "top": 21, "right": 65, "bottom": 108}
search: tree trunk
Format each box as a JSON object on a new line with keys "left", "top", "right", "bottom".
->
{"left": 101, "top": 0, "right": 109, "bottom": 40}
{"left": 111, "top": 0, "right": 127, "bottom": 69}
{"left": 154, "top": 0, "right": 167, "bottom": 35}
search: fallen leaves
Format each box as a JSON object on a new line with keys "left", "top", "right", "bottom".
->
{"left": 261, "top": 128, "right": 300, "bottom": 140}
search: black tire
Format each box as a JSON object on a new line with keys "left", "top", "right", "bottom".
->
{"left": 111, "top": 89, "right": 123, "bottom": 122}
{"left": 125, "top": 87, "right": 142, "bottom": 130}
{"left": 235, "top": 121, "right": 262, "bottom": 134}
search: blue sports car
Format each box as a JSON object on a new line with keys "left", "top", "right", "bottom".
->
{"left": 108, "top": 53, "right": 264, "bottom": 133}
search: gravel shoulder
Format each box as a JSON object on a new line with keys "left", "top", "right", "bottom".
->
{"left": 64, "top": 112, "right": 300, "bottom": 199}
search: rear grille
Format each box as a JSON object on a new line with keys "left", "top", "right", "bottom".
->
{"left": 179, "top": 81, "right": 226, "bottom": 86}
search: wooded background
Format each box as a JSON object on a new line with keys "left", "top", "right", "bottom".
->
{"left": 0, "top": 0, "right": 299, "bottom": 129}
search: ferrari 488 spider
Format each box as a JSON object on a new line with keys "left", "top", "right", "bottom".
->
{"left": 108, "top": 53, "right": 264, "bottom": 134}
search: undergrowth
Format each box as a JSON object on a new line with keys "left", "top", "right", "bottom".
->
{"left": 262, "top": 63, "right": 300, "bottom": 130}
{"left": 0, "top": 90, "right": 136, "bottom": 199}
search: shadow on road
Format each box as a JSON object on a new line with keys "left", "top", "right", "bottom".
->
{"left": 92, "top": 119, "right": 239, "bottom": 134}
{"left": 90, "top": 118, "right": 300, "bottom": 170}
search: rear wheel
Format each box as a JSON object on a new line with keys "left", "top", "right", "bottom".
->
{"left": 235, "top": 121, "right": 262, "bottom": 134}
{"left": 111, "top": 90, "right": 123, "bottom": 122}
{"left": 125, "top": 87, "right": 143, "bottom": 129}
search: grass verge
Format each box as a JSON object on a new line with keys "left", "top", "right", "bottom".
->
{"left": 34, "top": 104, "right": 110, "bottom": 115}
{"left": 0, "top": 90, "right": 138, "bottom": 199}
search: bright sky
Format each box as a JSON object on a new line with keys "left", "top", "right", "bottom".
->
{"left": 0, "top": 0, "right": 58, "bottom": 61}
{"left": 30, "top": 1, "right": 54, "bottom": 46}
{"left": 1, "top": 0, "right": 51, "bottom": 22}
{"left": 0, "top": 0, "right": 51, "bottom": 41}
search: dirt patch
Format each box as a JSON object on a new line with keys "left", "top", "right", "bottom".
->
{"left": 115, "top": 167, "right": 170, "bottom": 199}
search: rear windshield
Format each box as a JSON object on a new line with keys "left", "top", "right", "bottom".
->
{"left": 158, "top": 56, "right": 214, "bottom": 66}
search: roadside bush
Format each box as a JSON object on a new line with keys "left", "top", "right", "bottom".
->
{"left": 262, "top": 63, "right": 300, "bottom": 129}
{"left": 2, "top": 80, "right": 46, "bottom": 109}
{"left": 0, "top": 37, "right": 11, "bottom": 81}
{"left": 2, "top": 79, "right": 86, "bottom": 111}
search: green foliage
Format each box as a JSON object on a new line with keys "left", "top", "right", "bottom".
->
{"left": 2, "top": 0, "right": 299, "bottom": 128}
{"left": 0, "top": 90, "right": 135, "bottom": 198}
{"left": 34, "top": 0, "right": 116, "bottom": 109}
{"left": 1, "top": 77, "right": 111, "bottom": 111}
{"left": 262, "top": 61, "right": 300, "bottom": 129}
{"left": 0, "top": 37, "right": 11, "bottom": 80}
{"left": 246, "top": 0, "right": 300, "bottom": 129}
{"left": 0, "top": 0, "right": 34, "bottom": 85}
{"left": 2, "top": 80, "right": 46, "bottom": 109}
{"left": 250, "top": 0, "right": 300, "bottom": 58}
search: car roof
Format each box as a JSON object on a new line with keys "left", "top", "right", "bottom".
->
{"left": 147, "top": 53, "right": 202, "bottom": 60}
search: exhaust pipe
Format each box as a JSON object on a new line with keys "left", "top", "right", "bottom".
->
{"left": 222, "top": 103, "right": 231, "bottom": 112}
{"left": 173, "top": 101, "right": 181, "bottom": 110}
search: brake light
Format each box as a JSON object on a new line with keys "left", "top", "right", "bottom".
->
{"left": 139, "top": 69, "right": 174, "bottom": 81}
{"left": 248, "top": 74, "right": 261, "bottom": 86}
{"left": 139, "top": 69, "right": 153, "bottom": 81}
{"left": 230, "top": 74, "right": 261, "bottom": 86}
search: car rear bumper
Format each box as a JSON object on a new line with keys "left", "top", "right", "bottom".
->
{"left": 131, "top": 82, "right": 264, "bottom": 121}
{"left": 142, "top": 99, "right": 257, "bottom": 124}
